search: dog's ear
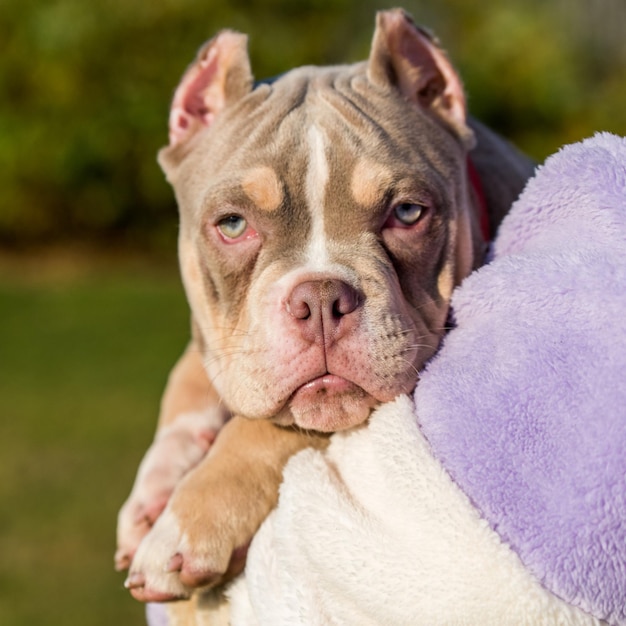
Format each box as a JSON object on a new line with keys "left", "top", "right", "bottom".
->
{"left": 367, "top": 9, "right": 474, "bottom": 148}
{"left": 159, "top": 30, "right": 253, "bottom": 173}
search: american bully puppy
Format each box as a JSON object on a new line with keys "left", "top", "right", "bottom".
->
{"left": 115, "top": 7, "right": 534, "bottom": 621}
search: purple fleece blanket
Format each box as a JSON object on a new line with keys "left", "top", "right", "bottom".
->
{"left": 416, "top": 133, "right": 626, "bottom": 624}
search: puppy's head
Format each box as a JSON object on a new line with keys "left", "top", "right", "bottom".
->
{"left": 159, "top": 9, "right": 484, "bottom": 432}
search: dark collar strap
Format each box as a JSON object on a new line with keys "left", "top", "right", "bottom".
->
{"left": 467, "top": 157, "right": 491, "bottom": 242}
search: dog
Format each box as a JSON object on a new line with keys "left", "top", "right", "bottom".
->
{"left": 115, "top": 8, "right": 534, "bottom": 624}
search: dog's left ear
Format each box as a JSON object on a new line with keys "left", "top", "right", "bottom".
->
{"left": 159, "top": 30, "right": 253, "bottom": 174}
{"left": 368, "top": 9, "right": 474, "bottom": 148}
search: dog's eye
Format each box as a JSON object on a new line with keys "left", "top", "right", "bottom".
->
{"left": 393, "top": 203, "right": 425, "bottom": 226}
{"left": 217, "top": 215, "right": 248, "bottom": 239}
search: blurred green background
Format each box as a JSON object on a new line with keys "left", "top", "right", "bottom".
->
{"left": 1, "top": 0, "right": 625, "bottom": 624}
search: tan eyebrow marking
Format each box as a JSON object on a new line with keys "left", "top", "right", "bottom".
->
{"left": 350, "top": 159, "right": 394, "bottom": 207}
{"left": 241, "top": 166, "right": 284, "bottom": 212}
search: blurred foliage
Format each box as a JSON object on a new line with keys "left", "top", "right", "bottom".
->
{"left": 0, "top": 261, "right": 189, "bottom": 625}
{"left": 1, "top": 0, "right": 625, "bottom": 252}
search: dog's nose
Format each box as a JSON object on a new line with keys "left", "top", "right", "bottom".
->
{"left": 286, "top": 279, "right": 361, "bottom": 343}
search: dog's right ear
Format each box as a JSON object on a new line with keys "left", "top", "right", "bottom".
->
{"left": 158, "top": 30, "right": 253, "bottom": 174}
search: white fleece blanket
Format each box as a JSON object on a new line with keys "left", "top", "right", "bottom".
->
{"left": 225, "top": 134, "right": 626, "bottom": 625}
{"left": 227, "top": 398, "right": 598, "bottom": 625}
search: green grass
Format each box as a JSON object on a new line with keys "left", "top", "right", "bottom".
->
{"left": 0, "top": 257, "right": 190, "bottom": 625}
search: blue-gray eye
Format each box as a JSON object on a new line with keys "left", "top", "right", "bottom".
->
{"left": 217, "top": 215, "right": 247, "bottom": 239}
{"left": 394, "top": 203, "right": 425, "bottom": 225}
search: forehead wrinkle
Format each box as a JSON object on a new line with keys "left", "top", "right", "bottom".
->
{"left": 203, "top": 81, "right": 309, "bottom": 175}
{"left": 317, "top": 83, "right": 396, "bottom": 151}
{"left": 338, "top": 71, "right": 466, "bottom": 183}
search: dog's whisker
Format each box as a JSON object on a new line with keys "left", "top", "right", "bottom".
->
{"left": 401, "top": 344, "right": 435, "bottom": 353}
{"left": 398, "top": 357, "right": 421, "bottom": 379}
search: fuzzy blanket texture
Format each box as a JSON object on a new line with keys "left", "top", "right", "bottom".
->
{"left": 150, "top": 133, "right": 626, "bottom": 625}
{"left": 416, "top": 132, "right": 626, "bottom": 623}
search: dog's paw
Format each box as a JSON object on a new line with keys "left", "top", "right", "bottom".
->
{"left": 122, "top": 417, "right": 301, "bottom": 602}
{"left": 115, "top": 412, "right": 222, "bottom": 572}
{"left": 124, "top": 497, "right": 248, "bottom": 602}
{"left": 124, "top": 507, "right": 196, "bottom": 601}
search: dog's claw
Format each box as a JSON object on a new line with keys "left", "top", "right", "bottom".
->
{"left": 198, "top": 429, "right": 217, "bottom": 449}
{"left": 114, "top": 551, "right": 132, "bottom": 572}
{"left": 130, "top": 586, "right": 189, "bottom": 603}
{"left": 133, "top": 498, "right": 168, "bottom": 526}
{"left": 124, "top": 572, "right": 146, "bottom": 589}
{"left": 166, "top": 552, "right": 221, "bottom": 587}
{"left": 166, "top": 553, "right": 184, "bottom": 573}
{"left": 126, "top": 570, "right": 189, "bottom": 602}
{"left": 178, "top": 568, "right": 220, "bottom": 588}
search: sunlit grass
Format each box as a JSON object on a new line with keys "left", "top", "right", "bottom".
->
{"left": 0, "top": 258, "right": 189, "bottom": 625}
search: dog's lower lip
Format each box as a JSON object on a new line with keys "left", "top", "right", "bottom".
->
{"left": 285, "top": 374, "right": 361, "bottom": 410}
{"left": 287, "top": 373, "right": 378, "bottom": 432}
{"left": 298, "top": 374, "right": 354, "bottom": 394}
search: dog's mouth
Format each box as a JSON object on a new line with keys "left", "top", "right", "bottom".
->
{"left": 296, "top": 374, "right": 356, "bottom": 397}
{"left": 281, "top": 374, "right": 380, "bottom": 432}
